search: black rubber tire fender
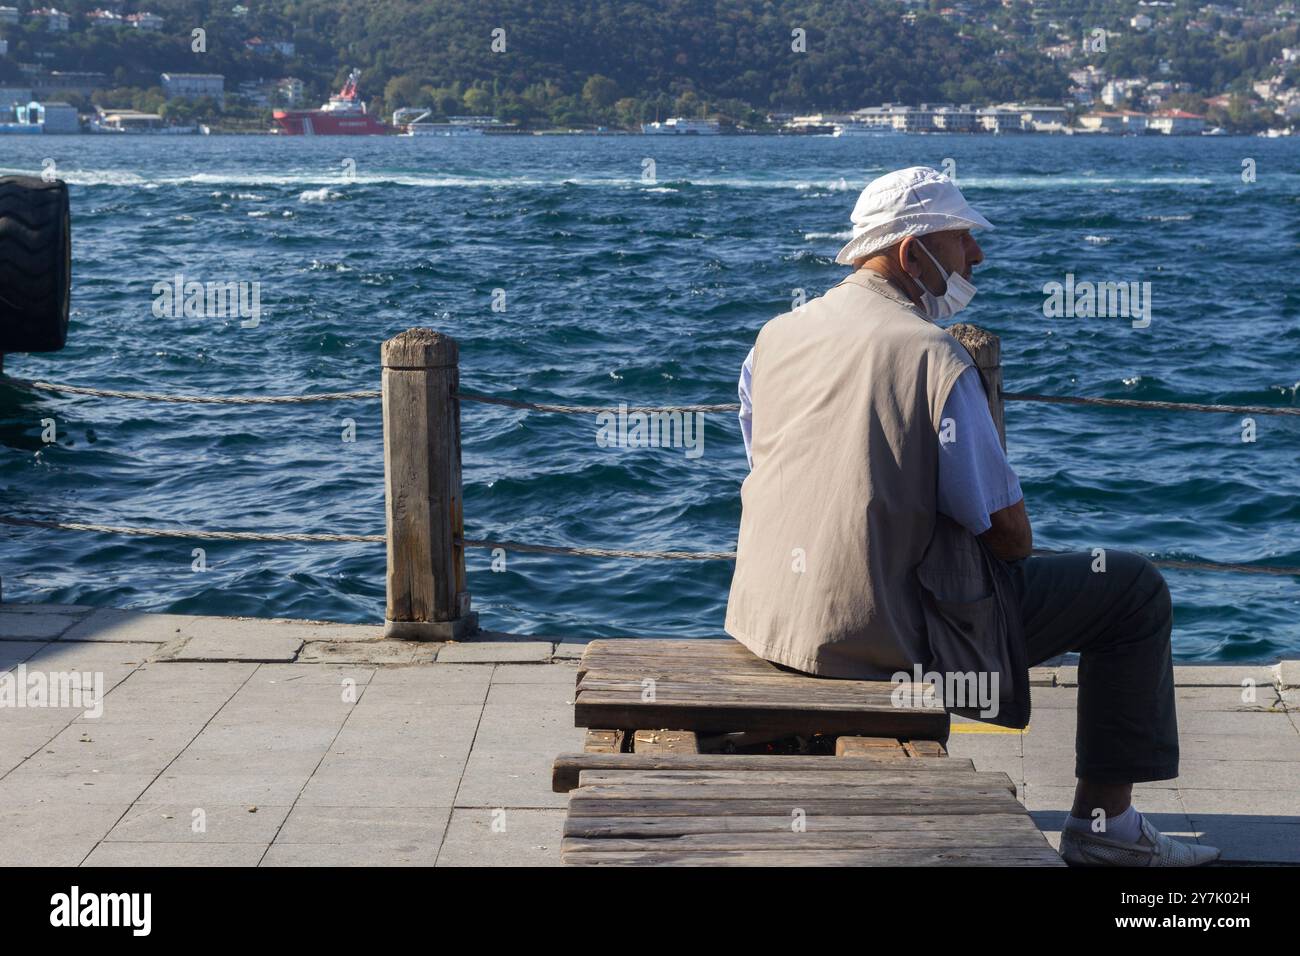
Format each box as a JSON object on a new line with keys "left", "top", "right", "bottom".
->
{"left": 0, "top": 175, "right": 72, "bottom": 353}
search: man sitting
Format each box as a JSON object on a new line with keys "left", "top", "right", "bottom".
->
{"left": 726, "top": 166, "right": 1218, "bottom": 867}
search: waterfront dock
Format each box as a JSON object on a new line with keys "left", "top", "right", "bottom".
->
{"left": 1, "top": 601, "right": 1296, "bottom": 866}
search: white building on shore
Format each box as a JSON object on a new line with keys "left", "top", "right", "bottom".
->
{"left": 161, "top": 73, "right": 226, "bottom": 106}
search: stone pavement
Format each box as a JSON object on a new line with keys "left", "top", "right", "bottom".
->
{"left": 1, "top": 603, "right": 1297, "bottom": 866}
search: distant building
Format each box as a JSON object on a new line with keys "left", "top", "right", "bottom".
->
{"left": 16, "top": 100, "right": 80, "bottom": 132}
{"left": 1012, "top": 103, "right": 1070, "bottom": 130}
{"left": 87, "top": 9, "right": 123, "bottom": 27}
{"left": 0, "top": 5, "right": 19, "bottom": 25}
{"left": 1078, "top": 111, "right": 1125, "bottom": 133}
{"left": 976, "top": 106, "right": 1026, "bottom": 133}
{"left": 1130, "top": 14, "right": 1153, "bottom": 30}
{"left": 34, "top": 72, "right": 110, "bottom": 97}
{"left": 0, "top": 86, "right": 32, "bottom": 108}
{"left": 161, "top": 73, "right": 225, "bottom": 106}
{"left": 932, "top": 105, "right": 977, "bottom": 132}
{"left": 236, "top": 79, "right": 270, "bottom": 107}
{"left": 1119, "top": 109, "right": 1149, "bottom": 133}
{"left": 246, "top": 37, "right": 295, "bottom": 56}
{"left": 276, "top": 77, "right": 304, "bottom": 106}
{"left": 94, "top": 107, "right": 164, "bottom": 131}
{"left": 127, "top": 11, "right": 163, "bottom": 30}
{"left": 29, "top": 7, "right": 70, "bottom": 31}
{"left": 1148, "top": 109, "right": 1205, "bottom": 135}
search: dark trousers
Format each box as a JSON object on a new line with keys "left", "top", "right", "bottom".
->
{"left": 1006, "top": 550, "right": 1179, "bottom": 784}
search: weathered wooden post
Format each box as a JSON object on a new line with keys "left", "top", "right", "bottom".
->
{"left": 381, "top": 328, "right": 477, "bottom": 640}
{"left": 947, "top": 323, "right": 1005, "bottom": 450}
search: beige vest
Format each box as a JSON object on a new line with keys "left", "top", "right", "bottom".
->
{"left": 725, "top": 268, "right": 973, "bottom": 679}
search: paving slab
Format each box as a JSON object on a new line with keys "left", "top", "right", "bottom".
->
{"left": 58, "top": 609, "right": 194, "bottom": 644}
{"left": 1171, "top": 665, "right": 1278, "bottom": 687}
{"left": 436, "top": 642, "right": 554, "bottom": 663}
{"left": 298, "top": 640, "right": 438, "bottom": 665}
{"left": 1185, "top": 819, "right": 1300, "bottom": 864}
{"left": 491, "top": 663, "right": 579, "bottom": 684}
{"left": 82, "top": 842, "right": 267, "bottom": 867}
{"left": 261, "top": 841, "right": 438, "bottom": 866}
{"left": 0, "top": 640, "right": 52, "bottom": 670}
{"left": 435, "top": 808, "right": 565, "bottom": 867}
{"left": 1178, "top": 788, "right": 1300, "bottom": 817}
{"left": 161, "top": 631, "right": 303, "bottom": 663}
{"left": 105, "top": 803, "right": 291, "bottom": 844}
{"left": 1277, "top": 660, "right": 1300, "bottom": 689}
{"left": 254, "top": 663, "right": 376, "bottom": 686}
{"left": 273, "top": 805, "right": 451, "bottom": 845}
{"left": 1028, "top": 667, "right": 1057, "bottom": 686}
{"left": 552, "top": 641, "right": 590, "bottom": 661}
{"left": 0, "top": 612, "right": 82, "bottom": 641}
{"left": 140, "top": 773, "right": 312, "bottom": 806}
{"left": 0, "top": 801, "right": 126, "bottom": 866}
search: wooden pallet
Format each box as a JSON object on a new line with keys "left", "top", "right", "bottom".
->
{"left": 555, "top": 640, "right": 1062, "bottom": 866}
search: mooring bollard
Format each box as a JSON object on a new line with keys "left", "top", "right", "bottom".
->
{"left": 381, "top": 328, "right": 478, "bottom": 640}
{"left": 948, "top": 323, "right": 1005, "bottom": 451}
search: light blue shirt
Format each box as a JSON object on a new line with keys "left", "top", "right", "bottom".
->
{"left": 738, "top": 349, "right": 1022, "bottom": 536}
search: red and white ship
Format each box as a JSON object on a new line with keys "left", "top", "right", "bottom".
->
{"left": 272, "top": 71, "right": 392, "bottom": 135}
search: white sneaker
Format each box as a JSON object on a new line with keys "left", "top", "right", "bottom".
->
{"left": 1059, "top": 813, "right": 1221, "bottom": 867}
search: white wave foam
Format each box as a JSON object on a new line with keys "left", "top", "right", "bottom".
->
{"left": 804, "top": 230, "right": 853, "bottom": 240}
{"left": 1083, "top": 235, "right": 1112, "bottom": 244}
{"left": 299, "top": 187, "right": 343, "bottom": 202}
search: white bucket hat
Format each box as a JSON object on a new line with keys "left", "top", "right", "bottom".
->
{"left": 834, "top": 166, "right": 993, "bottom": 265}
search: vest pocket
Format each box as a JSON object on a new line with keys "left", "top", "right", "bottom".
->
{"left": 915, "top": 515, "right": 1030, "bottom": 728}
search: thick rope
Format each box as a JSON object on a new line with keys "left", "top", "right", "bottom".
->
{"left": 457, "top": 392, "right": 740, "bottom": 414}
{"left": 0, "top": 515, "right": 383, "bottom": 543}
{"left": 1, "top": 515, "right": 1296, "bottom": 576}
{"left": 461, "top": 537, "right": 735, "bottom": 561}
{"left": 1003, "top": 392, "right": 1300, "bottom": 417}
{"left": 5, "top": 375, "right": 1298, "bottom": 417}
{"left": 4, "top": 378, "right": 380, "bottom": 405}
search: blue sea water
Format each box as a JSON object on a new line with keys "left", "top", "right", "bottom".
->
{"left": 1, "top": 134, "right": 1297, "bottom": 661}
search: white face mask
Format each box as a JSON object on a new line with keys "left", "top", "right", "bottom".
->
{"left": 913, "top": 238, "right": 976, "bottom": 321}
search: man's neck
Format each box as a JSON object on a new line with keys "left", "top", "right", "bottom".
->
{"left": 858, "top": 258, "right": 923, "bottom": 309}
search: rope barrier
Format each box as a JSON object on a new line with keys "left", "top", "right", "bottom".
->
{"left": 2, "top": 516, "right": 1296, "bottom": 576}
{"left": 5, "top": 375, "right": 1297, "bottom": 418}
{"left": 0, "top": 515, "right": 383, "bottom": 543}
{"left": 3, "top": 378, "right": 381, "bottom": 405}
{"left": 1003, "top": 392, "right": 1300, "bottom": 417}
{"left": 461, "top": 537, "right": 736, "bottom": 561}
{"left": 457, "top": 392, "right": 741, "bottom": 414}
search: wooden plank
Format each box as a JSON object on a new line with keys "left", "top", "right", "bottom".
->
{"left": 837, "top": 736, "right": 908, "bottom": 758}
{"left": 906, "top": 739, "right": 949, "bottom": 758}
{"left": 566, "top": 791, "right": 1022, "bottom": 816}
{"left": 562, "top": 829, "right": 1054, "bottom": 852}
{"left": 632, "top": 730, "right": 699, "bottom": 754}
{"left": 575, "top": 770, "right": 1013, "bottom": 793}
{"left": 582, "top": 729, "right": 624, "bottom": 754}
{"left": 575, "top": 681, "right": 937, "bottom": 709}
{"left": 561, "top": 846, "right": 1066, "bottom": 867}
{"left": 571, "top": 781, "right": 1018, "bottom": 801}
{"left": 574, "top": 697, "right": 950, "bottom": 740}
{"left": 564, "top": 812, "right": 1041, "bottom": 838}
{"left": 551, "top": 751, "right": 976, "bottom": 792}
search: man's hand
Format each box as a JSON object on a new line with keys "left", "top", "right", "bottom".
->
{"left": 980, "top": 498, "right": 1032, "bottom": 562}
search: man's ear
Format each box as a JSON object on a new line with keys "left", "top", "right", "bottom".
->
{"left": 898, "top": 237, "right": 922, "bottom": 280}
